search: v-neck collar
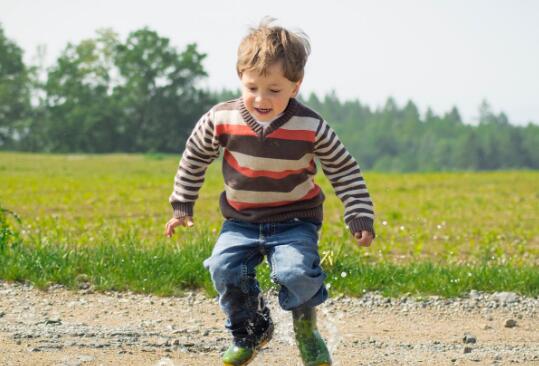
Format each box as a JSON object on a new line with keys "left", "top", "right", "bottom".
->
{"left": 239, "top": 97, "right": 299, "bottom": 138}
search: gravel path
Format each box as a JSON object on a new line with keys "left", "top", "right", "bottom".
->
{"left": 0, "top": 281, "right": 537, "bottom": 365}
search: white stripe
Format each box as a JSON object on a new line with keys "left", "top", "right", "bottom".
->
{"left": 170, "top": 187, "right": 198, "bottom": 200}
{"left": 316, "top": 134, "right": 340, "bottom": 155}
{"left": 214, "top": 110, "right": 246, "bottom": 126}
{"left": 339, "top": 187, "right": 370, "bottom": 196}
{"left": 335, "top": 180, "right": 365, "bottom": 195}
{"left": 280, "top": 115, "right": 319, "bottom": 131}
{"left": 329, "top": 171, "right": 364, "bottom": 185}
{"left": 229, "top": 150, "right": 314, "bottom": 172}
{"left": 225, "top": 178, "right": 315, "bottom": 203}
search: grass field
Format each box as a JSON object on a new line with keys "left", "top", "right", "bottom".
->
{"left": 1, "top": 152, "right": 538, "bottom": 297}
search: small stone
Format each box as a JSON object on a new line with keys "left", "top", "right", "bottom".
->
{"left": 45, "top": 317, "right": 62, "bottom": 325}
{"left": 493, "top": 292, "right": 518, "bottom": 304}
{"left": 463, "top": 334, "right": 477, "bottom": 344}
{"left": 504, "top": 319, "right": 517, "bottom": 328}
{"left": 0, "top": 311, "right": 5, "bottom": 318}
{"left": 78, "top": 355, "right": 95, "bottom": 362}
{"left": 464, "top": 346, "right": 473, "bottom": 354}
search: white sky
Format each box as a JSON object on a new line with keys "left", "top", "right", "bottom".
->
{"left": 1, "top": 0, "right": 538, "bottom": 125}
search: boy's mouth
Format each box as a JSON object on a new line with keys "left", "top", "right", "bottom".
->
{"left": 255, "top": 107, "right": 272, "bottom": 115}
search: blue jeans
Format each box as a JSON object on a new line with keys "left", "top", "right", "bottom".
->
{"left": 203, "top": 218, "right": 328, "bottom": 339}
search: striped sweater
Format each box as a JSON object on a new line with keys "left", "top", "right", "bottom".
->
{"left": 169, "top": 97, "right": 375, "bottom": 235}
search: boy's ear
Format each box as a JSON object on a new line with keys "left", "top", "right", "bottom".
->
{"left": 292, "top": 78, "right": 303, "bottom": 97}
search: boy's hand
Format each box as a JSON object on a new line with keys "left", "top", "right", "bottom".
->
{"left": 164, "top": 216, "right": 194, "bottom": 237}
{"left": 354, "top": 230, "right": 373, "bottom": 247}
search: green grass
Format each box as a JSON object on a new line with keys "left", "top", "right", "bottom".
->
{"left": 1, "top": 152, "right": 538, "bottom": 297}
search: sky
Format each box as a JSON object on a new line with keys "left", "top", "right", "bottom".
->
{"left": 1, "top": 0, "right": 538, "bottom": 125}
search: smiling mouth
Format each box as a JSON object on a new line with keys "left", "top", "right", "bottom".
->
{"left": 255, "top": 108, "right": 272, "bottom": 114}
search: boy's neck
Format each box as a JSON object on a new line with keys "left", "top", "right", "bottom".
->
{"left": 255, "top": 113, "right": 283, "bottom": 124}
{"left": 239, "top": 97, "right": 299, "bottom": 137}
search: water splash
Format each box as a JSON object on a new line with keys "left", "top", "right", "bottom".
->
{"left": 252, "top": 291, "right": 343, "bottom": 365}
{"left": 266, "top": 292, "right": 295, "bottom": 346}
{"left": 251, "top": 292, "right": 299, "bottom": 365}
{"left": 318, "top": 302, "right": 342, "bottom": 366}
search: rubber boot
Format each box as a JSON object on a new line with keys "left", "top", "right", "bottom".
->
{"left": 222, "top": 317, "right": 274, "bottom": 366}
{"left": 292, "top": 305, "right": 332, "bottom": 366}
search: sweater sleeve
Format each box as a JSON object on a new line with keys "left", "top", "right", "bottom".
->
{"left": 314, "top": 119, "right": 375, "bottom": 236}
{"left": 169, "top": 109, "right": 221, "bottom": 218}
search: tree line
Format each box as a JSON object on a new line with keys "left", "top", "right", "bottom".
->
{"left": 1, "top": 24, "right": 537, "bottom": 171}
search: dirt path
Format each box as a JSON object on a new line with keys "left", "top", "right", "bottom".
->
{"left": 0, "top": 281, "right": 537, "bottom": 365}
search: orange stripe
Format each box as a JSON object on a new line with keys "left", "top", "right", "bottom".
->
{"left": 226, "top": 185, "right": 321, "bottom": 211}
{"left": 267, "top": 129, "right": 315, "bottom": 142}
{"left": 215, "top": 124, "right": 257, "bottom": 137}
{"left": 224, "top": 151, "right": 314, "bottom": 179}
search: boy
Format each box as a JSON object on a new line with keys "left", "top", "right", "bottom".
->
{"left": 165, "top": 19, "right": 374, "bottom": 366}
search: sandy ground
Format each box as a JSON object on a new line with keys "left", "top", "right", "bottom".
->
{"left": 0, "top": 282, "right": 537, "bottom": 366}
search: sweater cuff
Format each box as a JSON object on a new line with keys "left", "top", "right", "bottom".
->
{"left": 171, "top": 202, "right": 194, "bottom": 218}
{"left": 347, "top": 217, "right": 375, "bottom": 238}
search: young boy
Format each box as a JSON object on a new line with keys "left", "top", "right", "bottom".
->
{"left": 165, "top": 19, "right": 374, "bottom": 366}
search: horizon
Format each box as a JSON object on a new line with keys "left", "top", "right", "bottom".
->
{"left": 1, "top": 0, "right": 538, "bottom": 125}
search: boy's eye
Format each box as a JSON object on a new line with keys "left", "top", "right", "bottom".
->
{"left": 270, "top": 89, "right": 281, "bottom": 93}
{"left": 248, "top": 87, "right": 257, "bottom": 92}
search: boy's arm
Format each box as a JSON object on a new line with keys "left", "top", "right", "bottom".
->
{"left": 169, "top": 109, "right": 221, "bottom": 218}
{"left": 314, "top": 119, "right": 375, "bottom": 237}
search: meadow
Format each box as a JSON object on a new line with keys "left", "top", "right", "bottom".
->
{"left": 0, "top": 152, "right": 537, "bottom": 298}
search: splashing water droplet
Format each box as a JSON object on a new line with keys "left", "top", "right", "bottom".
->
{"left": 340, "top": 272, "right": 347, "bottom": 278}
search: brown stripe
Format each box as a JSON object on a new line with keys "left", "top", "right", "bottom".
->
{"left": 218, "top": 134, "right": 313, "bottom": 160}
{"left": 332, "top": 177, "right": 366, "bottom": 189}
{"left": 223, "top": 159, "right": 313, "bottom": 192}
{"left": 321, "top": 154, "right": 353, "bottom": 170}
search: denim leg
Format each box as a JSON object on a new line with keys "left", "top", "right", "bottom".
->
{"left": 203, "top": 220, "right": 269, "bottom": 344}
{"left": 266, "top": 220, "right": 328, "bottom": 310}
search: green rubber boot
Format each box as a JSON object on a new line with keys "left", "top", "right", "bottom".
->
{"left": 222, "top": 320, "right": 274, "bottom": 366}
{"left": 292, "top": 306, "right": 332, "bottom": 366}
{"left": 222, "top": 344, "right": 255, "bottom": 366}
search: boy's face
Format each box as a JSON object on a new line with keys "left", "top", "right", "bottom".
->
{"left": 240, "top": 62, "right": 302, "bottom": 122}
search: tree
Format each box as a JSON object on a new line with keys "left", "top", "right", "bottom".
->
{"left": 41, "top": 29, "right": 121, "bottom": 152}
{"left": 113, "top": 27, "right": 212, "bottom": 152}
{"left": 0, "top": 24, "right": 32, "bottom": 149}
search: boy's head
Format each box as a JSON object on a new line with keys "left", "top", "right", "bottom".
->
{"left": 237, "top": 18, "right": 311, "bottom": 122}
{"left": 237, "top": 18, "right": 310, "bottom": 83}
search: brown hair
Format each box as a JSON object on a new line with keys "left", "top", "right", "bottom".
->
{"left": 236, "top": 17, "right": 311, "bottom": 82}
